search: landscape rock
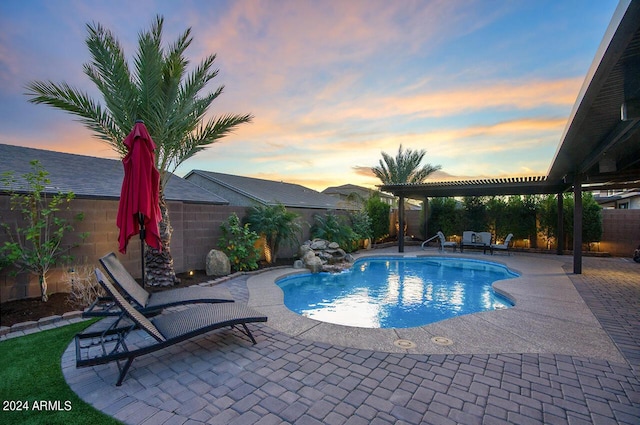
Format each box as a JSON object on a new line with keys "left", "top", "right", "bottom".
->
{"left": 205, "top": 249, "right": 231, "bottom": 276}
{"left": 298, "top": 238, "right": 355, "bottom": 273}
{"left": 306, "top": 256, "right": 324, "bottom": 273}
{"left": 310, "top": 239, "right": 327, "bottom": 250}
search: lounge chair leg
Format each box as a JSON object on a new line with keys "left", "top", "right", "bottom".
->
{"left": 116, "top": 358, "right": 134, "bottom": 386}
{"left": 239, "top": 324, "right": 258, "bottom": 344}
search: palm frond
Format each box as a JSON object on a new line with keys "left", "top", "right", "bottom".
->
{"left": 84, "top": 21, "right": 138, "bottom": 135}
{"left": 25, "top": 81, "right": 123, "bottom": 152}
{"left": 372, "top": 144, "right": 441, "bottom": 184}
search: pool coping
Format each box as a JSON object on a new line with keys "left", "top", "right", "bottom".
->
{"left": 247, "top": 248, "right": 626, "bottom": 363}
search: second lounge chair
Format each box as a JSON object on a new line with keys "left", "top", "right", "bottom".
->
{"left": 75, "top": 269, "right": 267, "bottom": 385}
{"left": 84, "top": 252, "right": 234, "bottom": 317}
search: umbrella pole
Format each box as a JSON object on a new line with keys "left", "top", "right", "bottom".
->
{"left": 139, "top": 212, "right": 146, "bottom": 288}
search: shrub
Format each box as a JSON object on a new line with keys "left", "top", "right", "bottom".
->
{"left": 364, "top": 195, "right": 390, "bottom": 242}
{"left": 245, "top": 203, "right": 302, "bottom": 263}
{"left": 311, "top": 212, "right": 360, "bottom": 252}
{"left": 218, "top": 213, "right": 260, "bottom": 271}
{"left": 63, "top": 265, "right": 105, "bottom": 309}
{"left": 350, "top": 210, "right": 373, "bottom": 244}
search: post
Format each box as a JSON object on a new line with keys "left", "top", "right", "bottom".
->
{"left": 398, "top": 196, "right": 405, "bottom": 253}
{"left": 423, "top": 197, "right": 429, "bottom": 241}
{"left": 139, "top": 212, "right": 146, "bottom": 287}
{"left": 573, "top": 175, "right": 583, "bottom": 274}
{"left": 556, "top": 192, "right": 564, "bottom": 255}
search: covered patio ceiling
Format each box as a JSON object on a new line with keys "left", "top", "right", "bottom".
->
{"left": 380, "top": 0, "right": 640, "bottom": 200}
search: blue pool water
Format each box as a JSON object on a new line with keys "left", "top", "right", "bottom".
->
{"left": 277, "top": 257, "right": 518, "bottom": 328}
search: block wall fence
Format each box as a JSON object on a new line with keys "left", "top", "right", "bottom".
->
{"left": 1, "top": 195, "right": 638, "bottom": 302}
{"left": 0, "top": 196, "right": 336, "bottom": 302}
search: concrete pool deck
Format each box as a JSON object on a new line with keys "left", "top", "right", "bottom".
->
{"left": 247, "top": 247, "right": 625, "bottom": 363}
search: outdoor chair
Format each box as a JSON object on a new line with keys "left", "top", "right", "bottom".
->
{"left": 75, "top": 269, "right": 268, "bottom": 386}
{"left": 83, "top": 252, "right": 234, "bottom": 317}
{"left": 490, "top": 233, "right": 513, "bottom": 255}
{"left": 460, "top": 231, "right": 492, "bottom": 253}
{"left": 436, "top": 231, "right": 458, "bottom": 252}
{"left": 421, "top": 231, "right": 457, "bottom": 252}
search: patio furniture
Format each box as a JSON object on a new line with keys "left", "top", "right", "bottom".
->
{"left": 490, "top": 233, "right": 513, "bottom": 255}
{"left": 436, "top": 231, "right": 457, "bottom": 252}
{"left": 83, "top": 252, "right": 234, "bottom": 317}
{"left": 421, "top": 231, "right": 457, "bottom": 252}
{"left": 460, "top": 231, "right": 492, "bottom": 254}
{"left": 75, "top": 269, "right": 268, "bottom": 386}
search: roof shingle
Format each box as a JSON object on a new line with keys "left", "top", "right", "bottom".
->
{"left": 0, "top": 144, "right": 228, "bottom": 204}
{"left": 186, "top": 170, "right": 349, "bottom": 209}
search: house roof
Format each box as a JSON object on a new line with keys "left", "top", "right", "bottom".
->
{"left": 380, "top": 0, "right": 640, "bottom": 199}
{"left": 322, "top": 184, "right": 394, "bottom": 200}
{"left": 0, "top": 143, "right": 228, "bottom": 204}
{"left": 185, "top": 170, "right": 349, "bottom": 209}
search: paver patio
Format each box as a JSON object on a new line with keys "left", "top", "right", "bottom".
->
{"left": 51, "top": 249, "right": 640, "bottom": 424}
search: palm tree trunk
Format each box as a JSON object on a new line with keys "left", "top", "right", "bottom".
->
{"left": 144, "top": 193, "right": 180, "bottom": 287}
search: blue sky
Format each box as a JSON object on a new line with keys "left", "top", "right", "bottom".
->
{"left": 0, "top": 0, "right": 619, "bottom": 191}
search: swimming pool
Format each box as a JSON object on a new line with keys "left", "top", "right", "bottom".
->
{"left": 277, "top": 256, "right": 518, "bottom": 328}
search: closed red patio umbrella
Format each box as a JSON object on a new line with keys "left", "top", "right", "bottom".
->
{"left": 116, "top": 120, "right": 162, "bottom": 286}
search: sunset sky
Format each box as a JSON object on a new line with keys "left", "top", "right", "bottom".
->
{"left": 0, "top": 0, "right": 619, "bottom": 191}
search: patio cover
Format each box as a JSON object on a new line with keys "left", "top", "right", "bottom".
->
{"left": 380, "top": 0, "right": 640, "bottom": 273}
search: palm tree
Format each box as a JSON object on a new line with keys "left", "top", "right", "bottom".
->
{"left": 245, "top": 203, "right": 302, "bottom": 263}
{"left": 26, "top": 16, "right": 253, "bottom": 286}
{"left": 371, "top": 144, "right": 441, "bottom": 184}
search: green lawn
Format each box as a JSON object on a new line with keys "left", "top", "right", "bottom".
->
{"left": 0, "top": 320, "right": 122, "bottom": 425}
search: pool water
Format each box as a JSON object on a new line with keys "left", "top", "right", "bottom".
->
{"left": 277, "top": 257, "right": 518, "bottom": 328}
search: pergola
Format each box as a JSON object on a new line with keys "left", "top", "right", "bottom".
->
{"left": 380, "top": 0, "right": 640, "bottom": 274}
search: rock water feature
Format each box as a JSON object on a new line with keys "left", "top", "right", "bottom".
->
{"left": 295, "top": 239, "right": 354, "bottom": 273}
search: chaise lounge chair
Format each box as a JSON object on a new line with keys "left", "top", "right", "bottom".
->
{"left": 75, "top": 269, "right": 268, "bottom": 386}
{"left": 490, "top": 233, "right": 513, "bottom": 255}
{"left": 83, "top": 252, "right": 234, "bottom": 317}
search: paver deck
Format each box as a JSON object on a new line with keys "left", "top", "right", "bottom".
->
{"left": 16, "top": 248, "right": 640, "bottom": 424}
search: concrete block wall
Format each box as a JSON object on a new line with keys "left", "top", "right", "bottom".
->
{"left": 2, "top": 195, "right": 638, "bottom": 302}
{"left": 600, "top": 209, "right": 640, "bottom": 257}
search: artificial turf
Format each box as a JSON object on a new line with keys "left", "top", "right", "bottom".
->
{"left": 0, "top": 320, "right": 122, "bottom": 425}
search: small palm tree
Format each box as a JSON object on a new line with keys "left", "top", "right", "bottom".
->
{"left": 245, "top": 203, "right": 302, "bottom": 263}
{"left": 26, "top": 16, "right": 252, "bottom": 286}
{"left": 372, "top": 144, "right": 441, "bottom": 184}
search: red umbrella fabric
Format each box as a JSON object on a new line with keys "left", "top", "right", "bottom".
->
{"left": 117, "top": 121, "right": 162, "bottom": 254}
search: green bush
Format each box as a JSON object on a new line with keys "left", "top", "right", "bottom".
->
{"left": 218, "top": 213, "right": 260, "bottom": 272}
{"left": 245, "top": 203, "right": 302, "bottom": 263}
{"left": 350, "top": 210, "right": 373, "bottom": 242}
{"left": 311, "top": 212, "right": 360, "bottom": 252}
{"left": 364, "top": 195, "right": 390, "bottom": 242}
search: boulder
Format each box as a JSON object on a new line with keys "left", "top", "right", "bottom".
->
{"left": 310, "top": 239, "right": 327, "bottom": 250}
{"left": 306, "top": 256, "right": 324, "bottom": 273}
{"left": 293, "top": 259, "right": 305, "bottom": 269}
{"left": 302, "top": 250, "right": 317, "bottom": 263}
{"left": 205, "top": 249, "right": 231, "bottom": 276}
{"left": 299, "top": 244, "right": 312, "bottom": 258}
